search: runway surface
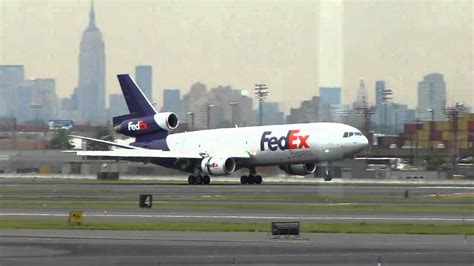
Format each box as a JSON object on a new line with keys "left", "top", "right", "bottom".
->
{"left": 1, "top": 178, "right": 474, "bottom": 265}
{"left": 1, "top": 229, "right": 473, "bottom": 265}
{"left": 2, "top": 181, "right": 473, "bottom": 224}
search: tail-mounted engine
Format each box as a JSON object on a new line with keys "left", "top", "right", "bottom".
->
{"left": 280, "top": 163, "right": 316, "bottom": 176}
{"left": 115, "top": 112, "right": 179, "bottom": 137}
{"left": 201, "top": 157, "right": 236, "bottom": 176}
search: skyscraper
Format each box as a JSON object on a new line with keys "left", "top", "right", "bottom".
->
{"left": 0, "top": 65, "right": 24, "bottom": 119}
{"left": 319, "top": 87, "right": 341, "bottom": 122}
{"left": 319, "top": 87, "right": 341, "bottom": 106}
{"left": 161, "top": 89, "right": 182, "bottom": 118}
{"left": 135, "top": 65, "right": 152, "bottom": 102}
{"left": 27, "top": 78, "right": 58, "bottom": 122}
{"left": 417, "top": 73, "right": 446, "bottom": 121}
{"left": 78, "top": 1, "right": 106, "bottom": 124}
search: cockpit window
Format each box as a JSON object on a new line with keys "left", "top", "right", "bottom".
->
{"left": 355, "top": 132, "right": 362, "bottom": 136}
{"left": 343, "top": 132, "right": 348, "bottom": 138}
{"left": 349, "top": 132, "right": 354, "bottom": 137}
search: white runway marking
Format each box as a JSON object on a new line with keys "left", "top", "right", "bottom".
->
{"left": 1, "top": 212, "right": 473, "bottom": 222}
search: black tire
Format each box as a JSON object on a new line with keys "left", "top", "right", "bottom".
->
{"left": 255, "top": 175, "right": 263, "bottom": 184}
{"left": 248, "top": 175, "right": 256, "bottom": 184}
{"left": 195, "top": 175, "right": 203, "bottom": 185}
{"left": 324, "top": 176, "right": 332, "bottom": 181}
{"left": 188, "top": 175, "right": 196, "bottom": 185}
{"left": 240, "top": 175, "right": 248, "bottom": 184}
{"left": 203, "top": 175, "right": 211, "bottom": 185}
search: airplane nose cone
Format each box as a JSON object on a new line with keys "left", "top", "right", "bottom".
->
{"left": 362, "top": 135, "right": 369, "bottom": 147}
{"left": 354, "top": 136, "right": 369, "bottom": 153}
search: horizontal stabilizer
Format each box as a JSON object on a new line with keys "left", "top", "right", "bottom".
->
{"left": 69, "top": 135, "right": 143, "bottom": 150}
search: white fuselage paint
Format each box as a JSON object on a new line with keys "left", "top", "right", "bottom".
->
{"left": 165, "top": 122, "right": 368, "bottom": 166}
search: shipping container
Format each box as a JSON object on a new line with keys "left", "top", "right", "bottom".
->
{"left": 417, "top": 131, "right": 430, "bottom": 141}
{"left": 468, "top": 121, "right": 474, "bottom": 132}
{"left": 458, "top": 141, "right": 468, "bottom": 150}
{"left": 458, "top": 131, "right": 468, "bottom": 141}
{"left": 431, "top": 130, "right": 443, "bottom": 141}
{"left": 436, "top": 121, "right": 450, "bottom": 131}
{"left": 463, "top": 113, "right": 474, "bottom": 120}
{"left": 442, "top": 131, "right": 451, "bottom": 140}
{"left": 469, "top": 132, "right": 474, "bottom": 141}
{"left": 404, "top": 124, "right": 417, "bottom": 134}
{"left": 458, "top": 121, "right": 468, "bottom": 131}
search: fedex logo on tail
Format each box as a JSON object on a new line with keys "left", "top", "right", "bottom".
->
{"left": 260, "top": 130, "right": 310, "bottom": 151}
{"left": 128, "top": 120, "right": 148, "bottom": 131}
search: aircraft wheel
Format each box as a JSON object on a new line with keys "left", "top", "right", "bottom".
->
{"left": 195, "top": 175, "right": 203, "bottom": 185}
{"left": 188, "top": 175, "right": 196, "bottom": 185}
{"left": 203, "top": 175, "right": 211, "bottom": 185}
{"left": 248, "top": 175, "right": 255, "bottom": 184}
{"left": 240, "top": 176, "right": 248, "bottom": 184}
{"left": 324, "top": 175, "right": 332, "bottom": 181}
{"left": 255, "top": 175, "right": 263, "bottom": 184}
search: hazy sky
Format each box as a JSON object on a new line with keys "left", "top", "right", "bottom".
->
{"left": 1, "top": 0, "right": 472, "bottom": 111}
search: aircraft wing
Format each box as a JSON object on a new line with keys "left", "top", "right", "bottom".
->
{"left": 74, "top": 149, "right": 251, "bottom": 160}
{"left": 70, "top": 135, "right": 251, "bottom": 160}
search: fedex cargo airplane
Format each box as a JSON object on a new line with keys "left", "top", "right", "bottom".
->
{"left": 72, "top": 74, "right": 368, "bottom": 185}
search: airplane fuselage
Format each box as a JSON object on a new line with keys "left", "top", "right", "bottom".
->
{"left": 136, "top": 122, "right": 367, "bottom": 169}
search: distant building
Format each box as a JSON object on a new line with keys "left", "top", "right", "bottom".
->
{"left": 417, "top": 73, "right": 446, "bottom": 121}
{"left": 26, "top": 78, "right": 58, "bottom": 122}
{"left": 319, "top": 87, "right": 341, "bottom": 122}
{"left": 161, "top": 89, "right": 183, "bottom": 119}
{"left": 286, "top": 96, "right": 321, "bottom": 124}
{"left": 61, "top": 88, "right": 79, "bottom": 112}
{"left": 374, "top": 80, "right": 385, "bottom": 126}
{"left": 15, "top": 82, "right": 34, "bottom": 123}
{"left": 108, "top": 93, "right": 128, "bottom": 118}
{"left": 260, "top": 101, "right": 284, "bottom": 125}
{"left": 354, "top": 79, "right": 368, "bottom": 108}
{"left": 0, "top": 65, "right": 24, "bottom": 119}
{"left": 77, "top": 1, "right": 106, "bottom": 124}
{"left": 135, "top": 65, "right": 153, "bottom": 102}
{"left": 319, "top": 87, "right": 341, "bottom": 105}
{"left": 182, "top": 83, "right": 252, "bottom": 129}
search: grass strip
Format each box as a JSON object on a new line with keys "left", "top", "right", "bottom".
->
{"left": 1, "top": 201, "right": 474, "bottom": 212}
{"left": 1, "top": 194, "right": 473, "bottom": 204}
{"left": 0, "top": 220, "right": 472, "bottom": 235}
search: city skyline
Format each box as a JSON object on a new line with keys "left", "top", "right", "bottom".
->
{"left": 1, "top": 0, "right": 472, "bottom": 112}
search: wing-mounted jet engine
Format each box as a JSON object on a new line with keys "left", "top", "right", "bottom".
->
{"left": 279, "top": 163, "right": 316, "bottom": 176}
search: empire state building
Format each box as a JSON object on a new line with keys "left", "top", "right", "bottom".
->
{"left": 78, "top": 1, "right": 105, "bottom": 123}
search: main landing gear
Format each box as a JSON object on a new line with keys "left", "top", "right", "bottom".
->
{"left": 240, "top": 175, "right": 263, "bottom": 185}
{"left": 240, "top": 167, "right": 262, "bottom": 185}
{"left": 188, "top": 174, "right": 211, "bottom": 185}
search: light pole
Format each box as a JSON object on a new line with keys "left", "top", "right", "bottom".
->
{"left": 427, "top": 108, "right": 435, "bottom": 152}
{"left": 444, "top": 103, "right": 464, "bottom": 172}
{"left": 381, "top": 88, "right": 393, "bottom": 134}
{"left": 187, "top": 112, "right": 194, "bottom": 131}
{"left": 254, "top": 84, "right": 268, "bottom": 126}
{"left": 207, "top": 104, "right": 214, "bottom": 129}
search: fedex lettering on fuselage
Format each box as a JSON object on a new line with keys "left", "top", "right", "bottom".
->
{"left": 260, "top": 129, "right": 310, "bottom": 151}
{"left": 128, "top": 120, "right": 148, "bottom": 131}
